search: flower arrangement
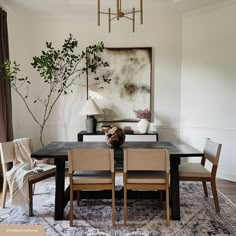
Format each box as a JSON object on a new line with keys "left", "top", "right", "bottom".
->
{"left": 134, "top": 108, "right": 151, "bottom": 122}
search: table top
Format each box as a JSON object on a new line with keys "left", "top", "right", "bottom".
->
{"left": 31, "top": 141, "right": 203, "bottom": 160}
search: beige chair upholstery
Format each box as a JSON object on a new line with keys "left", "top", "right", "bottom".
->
{"left": 68, "top": 148, "right": 115, "bottom": 226}
{"left": 123, "top": 148, "right": 170, "bottom": 226}
{"left": 0, "top": 139, "right": 56, "bottom": 216}
{"left": 179, "top": 138, "right": 222, "bottom": 212}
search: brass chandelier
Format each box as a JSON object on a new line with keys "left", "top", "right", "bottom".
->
{"left": 97, "top": 0, "right": 143, "bottom": 33}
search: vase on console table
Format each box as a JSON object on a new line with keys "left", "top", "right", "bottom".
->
{"left": 137, "top": 119, "right": 150, "bottom": 133}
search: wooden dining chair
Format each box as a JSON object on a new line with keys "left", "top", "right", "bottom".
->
{"left": 68, "top": 148, "right": 115, "bottom": 226}
{"left": 0, "top": 138, "right": 56, "bottom": 216}
{"left": 179, "top": 138, "right": 222, "bottom": 212}
{"left": 123, "top": 148, "right": 170, "bottom": 226}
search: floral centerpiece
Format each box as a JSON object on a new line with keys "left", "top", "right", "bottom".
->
{"left": 134, "top": 108, "right": 151, "bottom": 122}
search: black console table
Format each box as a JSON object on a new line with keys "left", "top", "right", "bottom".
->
{"left": 77, "top": 131, "right": 158, "bottom": 142}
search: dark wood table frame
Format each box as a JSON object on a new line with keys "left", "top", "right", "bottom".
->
{"left": 31, "top": 141, "right": 203, "bottom": 221}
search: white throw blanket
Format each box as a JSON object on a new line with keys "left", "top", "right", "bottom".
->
{"left": 6, "top": 138, "right": 42, "bottom": 210}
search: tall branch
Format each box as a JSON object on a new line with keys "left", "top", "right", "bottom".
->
{"left": 2, "top": 35, "right": 110, "bottom": 146}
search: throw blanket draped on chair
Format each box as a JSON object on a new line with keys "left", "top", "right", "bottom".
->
{"left": 6, "top": 138, "right": 42, "bottom": 210}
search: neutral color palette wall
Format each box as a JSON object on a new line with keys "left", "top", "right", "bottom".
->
{"left": 181, "top": 1, "right": 236, "bottom": 181}
{"left": 5, "top": 1, "right": 182, "bottom": 146}
{"left": 2, "top": 0, "right": 236, "bottom": 181}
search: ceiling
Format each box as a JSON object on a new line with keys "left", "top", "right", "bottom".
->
{"left": 1, "top": 0, "right": 228, "bottom": 16}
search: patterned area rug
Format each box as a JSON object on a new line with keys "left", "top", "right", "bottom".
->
{"left": 1, "top": 177, "right": 236, "bottom": 236}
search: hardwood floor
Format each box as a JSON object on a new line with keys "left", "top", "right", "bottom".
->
{"left": 0, "top": 178, "right": 236, "bottom": 207}
{"left": 216, "top": 178, "right": 236, "bottom": 205}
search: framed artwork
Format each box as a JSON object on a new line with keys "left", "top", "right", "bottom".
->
{"left": 88, "top": 47, "right": 152, "bottom": 122}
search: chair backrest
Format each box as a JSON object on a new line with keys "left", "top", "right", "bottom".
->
{"left": 68, "top": 149, "right": 114, "bottom": 173}
{"left": 0, "top": 142, "right": 15, "bottom": 165}
{"left": 123, "top": 148, "right": 170, "bottom": 173}
{"left": 203, "top": 139, "right": 222, "bottom": 166}
{"left": 0, "top": 138, "right": 33, "bottom": 176}
{"left": 0, "top": 138, "right": 33, "bottom": 165}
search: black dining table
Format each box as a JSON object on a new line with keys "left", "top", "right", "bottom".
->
{"left": 31, "top": 141, "right": 204, "bottom": 221}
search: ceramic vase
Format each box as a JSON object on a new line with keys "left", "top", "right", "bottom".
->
{"left": 137, "top": 119, "right": 150, "bottom": 133}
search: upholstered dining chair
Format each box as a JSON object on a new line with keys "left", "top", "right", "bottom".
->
{"left": 123, "top": 148, "right": 170, "bottom": 226}
{"left": 0, "top": 138, "right": 56, "bottom": 216}
{"left": 179, "top": 138, "right": 222, "bottom": 212}
{"left": 68, "top": 148, "right": 115, "bottom": 226}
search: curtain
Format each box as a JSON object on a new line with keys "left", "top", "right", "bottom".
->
{"left": 0, "top": 7, "right": 13, "bottom": 181}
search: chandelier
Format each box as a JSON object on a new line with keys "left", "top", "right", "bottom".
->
{"left": 97, "top": 0, "right": 143, "bottom": 33}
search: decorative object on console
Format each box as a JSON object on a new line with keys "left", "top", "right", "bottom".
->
{"left": 134, "top": 108, "right": 151, "bottom": 133}
{"left": 98, "top": 0, "right": 143, "bottom": 33}
{"left": 137, "top": 119, "right": 150, "bottom": 133}
{"left": 105, "top": 127, "right": 126, "bottom": 147}
{"left": 134, "top": 108, "right": 151, "bottom": 121}
{"left": 101, "top": 125, "right": 112, "bottom": 133}
{"left": 123, "top": 126, "right": 134, "bottom": 134}
{"left": 79, "top": 99, "right": 103, "bottom": 133}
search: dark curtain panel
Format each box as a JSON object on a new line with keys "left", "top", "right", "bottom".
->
{"left": 0, "top": 8, "right": 13, "bottom": 182}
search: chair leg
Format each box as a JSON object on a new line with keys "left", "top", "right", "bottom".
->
{"left": 70, "top": 187, "right": 74, "bottom": 226}
{"left": 112, "top": 185, "right": 115, "bottom": 226}
{"left": 202, "top": 181, "right": 208, "bottom": 197}
{"left": 2, "top": 177, "right": 7, "bottom": 208}
{"left": 159, "top": 190, "right": 163, "bottom": 209}
{"left": 32, "top": 184, "right": 35, "bottom": 195}
{"left": 77, "top": 190, "right": 80, "bottom": 206}
{"left": 124, "top": 185, "right": 127, "bottom": 225}
{"left": 211, "top": 180, "right": 220, "bottom": 212}
{"left": 166, "top": 184, "right": 170, "bottom": 226}
{"left": 28, "top": 182, "right": 33, "bottom": 216}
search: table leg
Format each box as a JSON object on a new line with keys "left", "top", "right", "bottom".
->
{"left": 170, "top": 156, "right": 181, "bottom": 220}
{"left": 54, "top": 159, "right": 65, "bottom": 220}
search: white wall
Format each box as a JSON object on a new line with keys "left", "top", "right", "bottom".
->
{"left": 4, "top": 1, "right": 182, "bottom": 148}
{"left": 5, "top": 0, "right": 236, "bottom": 181}
{"left": 181, "top": 1, "right": 236, "bottom": 181}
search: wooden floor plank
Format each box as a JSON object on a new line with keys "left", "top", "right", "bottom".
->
{"left": 217, "top": 178, "right": 236, "bottom": 205}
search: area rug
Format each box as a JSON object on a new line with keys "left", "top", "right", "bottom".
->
{"left": 1, "top": 177, "right": 236, "bottom": 236}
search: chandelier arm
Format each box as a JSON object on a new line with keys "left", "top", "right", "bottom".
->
{"left": 122, "top": 16, "right": 133, "bottom": 21}
{"left": 133, "top": 7, "right": 135, "bottom": 32}
{"left": 98, "top": 0, "right": 100, "bottom": 26}
{"left": 141, "top": 0, "right": 143, "bottom": 24}
{"left": 109, "top": 8, "right": 111, "bottom": 33}
{"left": 117, "top": 0, "right": 119, "bottom": 20}
{"left": 100, "top": 12, "right": 117, "bottom": 16}
{"left": 123, "top": 10, "right": 141, "bottom": 15}
{"left": 110, "top": 16, "right": 119, "bottom": 21}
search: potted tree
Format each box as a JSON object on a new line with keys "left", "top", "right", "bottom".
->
{"left": 2, "top": 34, "right": 110, "bottom": 146}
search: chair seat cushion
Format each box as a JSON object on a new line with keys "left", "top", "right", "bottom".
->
{"left": 72, "top": 170, "right": 112, "bottom": 184}
{"left": 179, "top": 163, "right": 211, "bottom": 178}
{"left": 28, "top": 164, "right": 56, "bottom": 181}
{"left": 126, "top": 171, "right": 166, "bottom": 184}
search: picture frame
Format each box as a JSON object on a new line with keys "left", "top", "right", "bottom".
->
{"left": 88, "top": 47, "right": 152, "bottom": 122}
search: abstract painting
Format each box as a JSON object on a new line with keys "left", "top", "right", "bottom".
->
{"left": 88, "top": 47, "right": 152, "bottom": 122}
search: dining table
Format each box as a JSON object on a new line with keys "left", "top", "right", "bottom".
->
{"left": 31, "top": 140, "right": 204, "bottom": 221}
